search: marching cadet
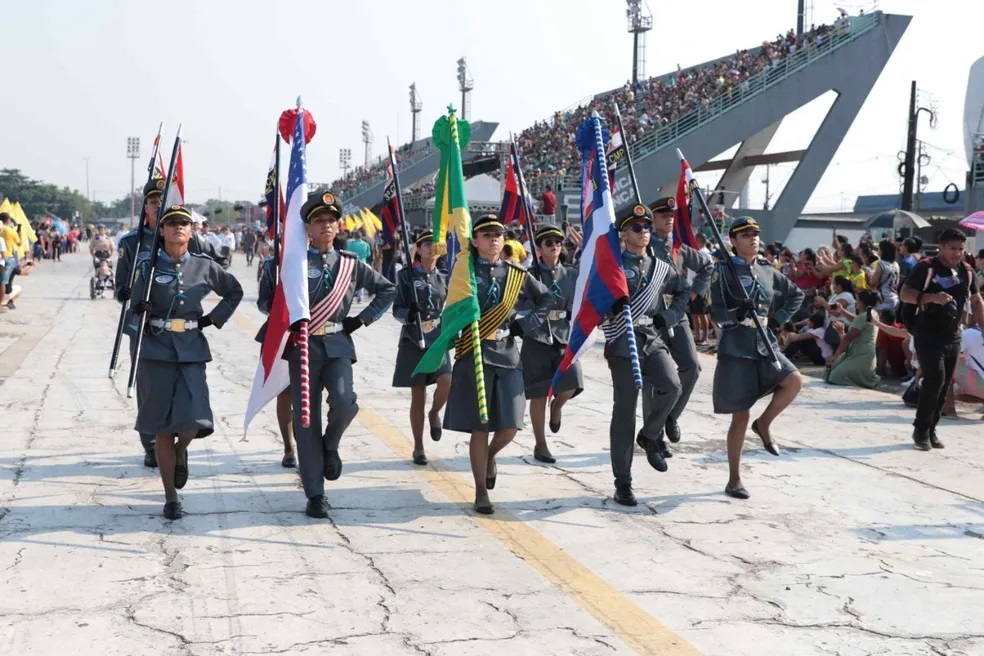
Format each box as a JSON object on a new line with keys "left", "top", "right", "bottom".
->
{"left": 391, "top": 230, "right": 451, "bottom": 466}
{"left": 256, "top": 254, "right": 297, "bottom": 468}
{"left": 710, "top": 217, "right": 804, "bottom": 500}
{"left": 129, "top": 205, "right": 243, "bottom": 519}
{"left": 604, "top": 204, "right": 690, "bottom": 507}
{"left": 287, "top": 191, "right": 396, "bottom": 519}
{"left": 518, "top": 223, "right": 583, "bottom": 464}
{"left": 116, "top": 178, "right": 166, "bottom": 467}
{"left": 642, "top": 196, "right": 713, "bottom": 457}
{"left": 443, "top": 213, "right": 553, "bottom": 515}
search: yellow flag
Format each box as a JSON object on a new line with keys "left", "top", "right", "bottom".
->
{"left": 11, "top": 202, "right": 38, "bottom": 247}
{"left": 360, "top": 208, "right": 377, "bottom": 238}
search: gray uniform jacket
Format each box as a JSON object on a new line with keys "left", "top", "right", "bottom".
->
{"left": 650, "top": 237, "right": 713, "bottom": 296}
{"left": 473, "top": 257, "right": 552, "bottom": 369}
{"left": 133, "top": 251, "right": 243, "bottom": 363}
{"left": 392, "top": 264, "right": 447, "bottom": 347}
{"left": 254, "top": 256, "right": 277, "bottom": 343}
{"left": 710, "top": 256, "right": 804, "bottom": 359}
{"left": 517, "top": 261, "right": 577, "bottom": 346}
{"left": 606, "top": 251, "right": 690, "bottom": 359}
{"left": 284, "top": 247, "right": 396, "bottom": 363}
{"left": 117, "top": 227, "right": 226, "bottom": 297}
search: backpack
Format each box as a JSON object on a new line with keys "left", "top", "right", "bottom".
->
{"left": 900, "top": 259, "right": 973, "bottom": 332}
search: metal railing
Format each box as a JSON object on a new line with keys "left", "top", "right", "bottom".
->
{"left": 528, "top": 12, "right": 883, "bottom": 195}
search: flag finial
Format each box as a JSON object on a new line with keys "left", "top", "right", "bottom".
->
{"left": 296, "top": 96, "right": 303, "bottom": 110}
{"left": 447, "top": 104, "right": 456, "bottom": 116}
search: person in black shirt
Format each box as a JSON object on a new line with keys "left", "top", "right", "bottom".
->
{"left": 900, "top": 229, "right": 984, "bottom": 450}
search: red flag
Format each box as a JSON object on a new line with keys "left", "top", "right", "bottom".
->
{"left": 674, "top": 159, "right": 699, "bottom": 260}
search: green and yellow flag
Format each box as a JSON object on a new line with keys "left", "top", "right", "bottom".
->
{"left": 413, "top": 108, "right": 486, "bottom": 420}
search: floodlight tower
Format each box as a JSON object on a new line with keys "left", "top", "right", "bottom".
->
{"left": 457, "top": 58, "right": 474, "bottom": 121}
{"left": 409, "top": 83, "right": 423, "bottom": 143}
{"left": 361, "top": 121, "right": 373, "bottom": 170}
{"left": 626, "top": 0, "right": 653, "bottom": 86}
{"left": 339, "top": 148, "right": 352, "bottom": 179}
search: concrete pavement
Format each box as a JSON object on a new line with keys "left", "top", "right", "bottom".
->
{"left": 0, "top": 251, "right": 982, "bottom": 655}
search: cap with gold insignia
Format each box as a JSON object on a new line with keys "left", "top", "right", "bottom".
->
{"left": 143, "top": 178, "right": 166, "bottom": 198}
{"left": 534, "top": 223, "right": 564, "bottom": 244}
{"left": 728, "top": 216, "right": 761, "bottom": 237}
{"left": 299, "top": 190, "right": 343, "bottom": 223}
{"left": 159, "top": 205, "right": 193, "bottom": 224}
{"left": 648, "top": 196, "right": 676, "bottom": 214}
{"left": 414, "top": 230, "right": 434, "bottom": 247}
{"left": 616, "top": 203, "right": 654, "bottom": 231}
{"left": 472, "top": 213, "right": 505, "bottom": 233}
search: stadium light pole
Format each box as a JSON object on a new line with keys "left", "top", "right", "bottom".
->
{"left": 456, "top": 58, "right": 474, "bottom": 121}
{"left": 361, "top": 121, "right": 373, "bottom": 170}
{"left": 83, "top": 157, "right": 91, "bottom": 202}
{"left": 339, "top": 148, "right": 352, "bottom": 180}
{"left": 409, "top": 83, "right": 422, "bottom": 143}
{"left": 626, "top": 0, "right": 653, "bottom": 86}
{"left": 126, "top": 137, "right": 140, "bottom": 228}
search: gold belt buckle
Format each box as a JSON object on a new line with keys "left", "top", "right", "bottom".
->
{"left": 421, "top": 320, "right": 434, "bottom": 332}
{"left": 311, "top": 325, "right": 326, "bottom": 336}
{"left": 169, "top": 319, "right": 186, "bottom": 333}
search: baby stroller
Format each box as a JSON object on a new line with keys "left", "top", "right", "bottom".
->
{"left": 90, "top": 251, "right": 114, "bottom": 299}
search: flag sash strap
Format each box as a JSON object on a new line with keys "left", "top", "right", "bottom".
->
{"left": 454, "top": 265, "right": 525, "bottom": 358}
{"left": 602, "top": 258, "right": 670, "bottom": 341}
{"left": 308, "top": 254, "right": 356, "bottom": 331}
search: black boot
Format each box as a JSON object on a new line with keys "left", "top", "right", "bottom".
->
{"left": 323, "top": 450, "right": 343, "bottom": 481}
{"left": 912, "top": 427, "right": 931, "bottom": 451}
{"left": 639, "top": 432, "right": 668, "bottom": 472}
{"left": 144, "top": 449, "right": 158, "bottom": 468}
{"left": 305, "top": 495, "right": 329, "bottom": 518}
{"left": 657, "top": 437, "right": 673, "bottom": 459}
{"left": 929, "top": 429, "right": 945, "bottom": 449}
{"left": 614, "top": 483, "right": 637, "bottom": 506}
{"left": 665, "top": 416, "right": 682, "bottom": 443}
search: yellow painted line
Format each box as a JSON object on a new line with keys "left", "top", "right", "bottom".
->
{"left": 233, "top": 306, "right": 700, "bottom": 655}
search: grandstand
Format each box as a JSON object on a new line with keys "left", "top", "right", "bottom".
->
{"left": 334, "top": 11, "right": 909, "bottom": 243}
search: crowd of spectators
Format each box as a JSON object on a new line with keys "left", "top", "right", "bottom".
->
{"left": 329, "top": 141, "right": 436, "bottom": 198}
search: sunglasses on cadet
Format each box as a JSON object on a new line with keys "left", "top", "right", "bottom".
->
{"left": 628, "top": 224, "right": 650, "bottom": 233}
{"left": 541, "top": 239, "right": 562, "bottom": 247}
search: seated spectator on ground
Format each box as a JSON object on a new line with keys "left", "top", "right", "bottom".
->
{"left": 826, "top": 289, "right": 881, "bottom": 389}
{"left": 781, "top": 312, "right": 831, "bottom": 365}
{"left": 875, "top": 308, "right": 908, "bottom": 378}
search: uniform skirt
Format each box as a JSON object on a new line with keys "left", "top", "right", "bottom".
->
{"left": 443, "top": 358, "right": 525, "bottom": 433}
{"left": 520, "top": 338, "right": 583, "bottom": 400}
{"left": 712, "top": 353, "right": 798, "bottom": 414}
{"left": 392, "top": 340, "right": 452, "bottom": 388}
{"left": 134, "top": 360, "right": 214, "bottom": 438}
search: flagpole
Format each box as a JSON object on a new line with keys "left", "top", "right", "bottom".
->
{"left": 613, "top": 103, "right": 673, "bottom": 338}
{"left": 126, "top": 125, "right": 182, "bottom": 398}
{"left": 677, "top": 147, "right": 782, "bottom": 370}
{"left": 109, "top": 121, "right": 163, "bottom": 379}
{"left": 273, "top": 130, "right": 282, "bottom": 286}
{"left": 387, "top": 137, "right": 427, "bottom": 349}
{"left": 508, "top": 137, "right": 539, "bottom": 270}
{"left": 591, "top": 111, "right": 643, "bottom": 390}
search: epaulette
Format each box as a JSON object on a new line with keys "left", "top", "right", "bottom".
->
{"left": 189, "top": 252, "right": 214, "bottom": 261}
{"left": 338, "top": 249, "right": 358, "bottom": 259}
{"left": 505, "top": 260, "right": 527, "bottom": 272}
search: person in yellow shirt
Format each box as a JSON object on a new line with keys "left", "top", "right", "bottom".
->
{"left": 848, "top": 255, "right": 868, "bottom": 291}
{"left": 504, "top": 229, "right": 527, "bottom": 264}
{"left": 1, "top": 213, "right": 21, "bottom": 292}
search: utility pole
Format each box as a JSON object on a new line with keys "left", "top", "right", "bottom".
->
{"left": 900, "top": 81, "right": 936, "bottom": 211}
{"left": 126, "top": 137, "right": 140, "bottom": 228}
{"left": 84, "top": 157, "right": 91, "bottom": 202}
{"left": 762, "top": 164, "right": 773, "bottom": 211}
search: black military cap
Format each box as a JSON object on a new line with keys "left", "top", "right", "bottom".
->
{"left": 472, "top": 213, "right": 505, "bottom": 233}
{"left": 144, "top": 177, "right": 166, "bottom": 198}
{"left": 159, "top": 205, "right": 193, "bottom": 224}
{"left": 616, "top": 203, "right": 653, "bottom": 231}
{"left": 300, "top": 190, "right": 343, "bottom": 223}
{"left": 648, "top": 196, "right": 676, "bottom": 214}
{"left": 728, "top": 216, "right": 761, "bottom": 237}
{"left": 414, "top": 230, "right": 433, "bottom": 247}
{"left": 534, "top": 223, "right": 564, "bottom": 244}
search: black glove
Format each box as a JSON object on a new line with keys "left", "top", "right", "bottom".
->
{"left": 405, "top": 302, "right": 420, "bottom": 326}
{"left": 132, "top": 300, "right": 151, "bottom": 316}
{"left": 734, "top": 298, "right": 757, "bottom": 321}
{"left": 198, "top": 315, "right": 213, "bottom": 330}
{"left": 651, "top": 314, "right": 667, "bottom": 330}
{"left": 343, "top": 316, "right": 364, "bottom": 335}
{"left": 565, "top": 309, "right": 572, "bottom": 321}
{"left": 611, "top": 297, "right": 628, "bottom": 316}
{"left": 509, "top": 322, "right": 524, "bottom": 338}
{"left": 118, "top": 287, "right": 132, "bottom": 302}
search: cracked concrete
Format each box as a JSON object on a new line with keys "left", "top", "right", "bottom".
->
{"left": 0, "top": 253, "right": 982, "bottom": 655}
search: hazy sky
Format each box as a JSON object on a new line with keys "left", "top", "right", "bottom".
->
{"left": 0, "top": 0, "right": 976, "bottom": 213}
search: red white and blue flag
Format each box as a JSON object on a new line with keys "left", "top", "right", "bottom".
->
{"left": 264, "top": 148, "right": 286, "bottom": 240}
{"left": 244, "top": 109, "right": 312, "bottom": 435}
{"left": 498, "top": 143, "right": 535, "bottom": 228}
{"left": 605, "top": 120, "right": 626, "bottom": 193}
{"left": 380, "top": 147, "right": 400, "bottom": 246}
{"left": 674, "top": 158, "right": 700, "bottom": 259}
{"left": 550, "top": 114, "right": 628, "bottom": 397}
